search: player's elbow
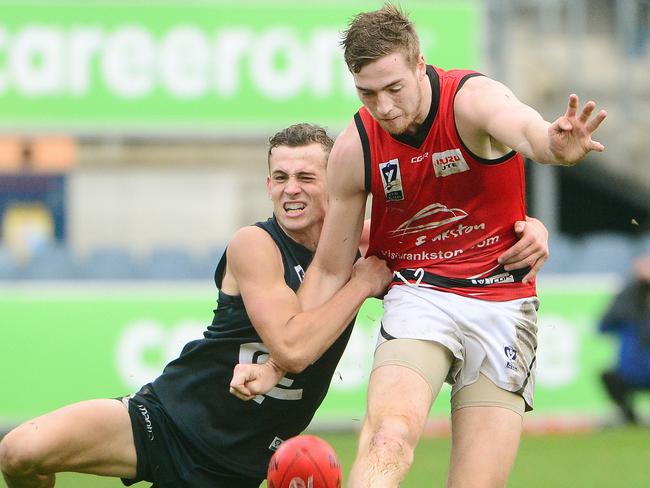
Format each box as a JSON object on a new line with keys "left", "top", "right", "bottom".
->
{"left": 271, "top": 348, "right": 311, "bottom": 374}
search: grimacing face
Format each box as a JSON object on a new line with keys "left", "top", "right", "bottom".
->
{"left": 267, "top": 143, "right": 329, "bottom": 240}
{"left": 353, "top": 52, "right": 427, "bottom": 136}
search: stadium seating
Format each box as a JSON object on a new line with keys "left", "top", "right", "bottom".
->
{"left": 540, "top": 234, "right": 580, "bottom": 275}
{"left": 572, "top": 233, "right": 637, "bottom": 275}
{"left": 0, "top": 246, "right": 19, "bottom": 280}
{"left": 81, "top": 247, "right": 140, "bottom": 280}
{"left": 141, "top": 247, "right": 202, "bottom": 280}
{"left": 16, "top": 244, "right": 80, "bottom": 280}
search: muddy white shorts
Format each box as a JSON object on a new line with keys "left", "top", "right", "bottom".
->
{"left": 377, "top": 284, "right": 539, "bottom": 410}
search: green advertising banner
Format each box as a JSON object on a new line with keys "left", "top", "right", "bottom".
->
{"left": 0, "top": 1, "right": 479, "bottom": 133}
{"left": 0, "top": 279, "right": 621, "bottom": 428}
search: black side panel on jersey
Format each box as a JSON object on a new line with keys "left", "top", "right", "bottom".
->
{"left": 354, "top": 111, "right": 372, "bottom": 194}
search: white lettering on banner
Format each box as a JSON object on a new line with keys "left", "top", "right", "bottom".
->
{"left": 0, "top": 28, "right": 6, "bottom": 91}
{"left": 0, "top": 24, "right": 354, "bottom": 100}
{"left": 536, "top": 316, "right": 579, "bottom": 387}
{"left": 252, "top": 28, "right": 306, "bottom": 99}
{"left": 309, "top": 30, "right": 344, "bottom": 97}
{"left": 103, "top": 26, "right": 156, "bottom": 98}
{"left": 160, "top": 26, "right": 210, "bottom": 99}
{"left": 68, "top": 28, "right": 103, "bottom": 95}
{"left": 11, "top": 27, "right": 64, "bottom": 95}
{"left": 116, "top": 316, "right": 379, "bottom": 395}
{"left": 116, "top": 320, "right": 204, "bottom": 390}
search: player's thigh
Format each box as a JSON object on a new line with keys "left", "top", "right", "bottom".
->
{"left": 366, "top": 339, "right": 451, "bottom": 442}
{"left": 448, "top": 377, "right": 523, "bottom": 487}
{"left": 5, "top": 399, "right": 137, "bottom": 477}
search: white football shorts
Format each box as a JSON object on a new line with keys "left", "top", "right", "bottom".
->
{"left": 377, "top": 284, "right": 539, "bottom": 410}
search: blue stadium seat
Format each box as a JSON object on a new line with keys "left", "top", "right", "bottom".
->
{"left": 82, "top": 247, "right": 139, "bottom": 280}
{"left": 17, "top": 244, "right": 80, "bottom": 280}
{"left": 142, "top": 247, "right": 201, "bottom": 280}
{"left": 539, "top": 234, "right": 579, "bottom": 275}
{"left": 572, "top": 232, "right": 636, "bottom": 275}
{"left": 0, "top": 246, "right": 18, "bottom": 280}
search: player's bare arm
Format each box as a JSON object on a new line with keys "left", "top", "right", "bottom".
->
{"left": 497, "top": 216, "right": 549, "bottom": 283}
{"left": 299, "top": 121, "right": 369, "bottom": 309}
{"left": 225, "top": 225, "right": 390, "bottom": 373}
{"left": 455, "top": 75, "right": 606, "bottom": 165}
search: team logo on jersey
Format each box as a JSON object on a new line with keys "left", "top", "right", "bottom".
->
{"left": 379, "top": 158, "right": 404, "bottom": 201}
{"left": 432, "top": 149, "right": 469, "bottom": 177}
{"left": 389, "top": 203, "right": 467, "bottom": 237}
{"left": 294, "top": 265, "right": 305, "bottom": 282}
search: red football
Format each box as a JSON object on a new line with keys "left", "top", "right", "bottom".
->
{"left": 267, "top": 435, "right": 342, "bottom": 488}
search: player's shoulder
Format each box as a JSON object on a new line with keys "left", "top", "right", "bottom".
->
{"left": 227, "top": 225, "right": 280, "bottom": 264}
{"left": 329, "top": 120, "right": 364, "bottom": 175}
{"left": 455, "top": 74, "right": 511, "bottom": 123}
{"left": 456, "top": 74, "right": 509, "bottom": 105}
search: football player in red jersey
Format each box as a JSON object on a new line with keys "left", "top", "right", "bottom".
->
{"left": 234, "top": 4, "right": 606, "bottom": 488}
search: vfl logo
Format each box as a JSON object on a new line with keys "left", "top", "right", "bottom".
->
{"left": 504, "top": 346, "right": 519, "bottom": 372}
{"left": 390, "top": 203, "right": 467, "bottom": 237}
{"left": 379, "top": 158, "right": 404, "bottom": 201}
{"left": 294, "top": 265, "right": 305, "bottom": 282}
{"left": 432, "top": 149, "right": 470, "bottom": 177}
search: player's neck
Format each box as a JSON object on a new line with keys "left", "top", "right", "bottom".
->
{"left": 279, "top": 223, "right": 321, "bottom": 252}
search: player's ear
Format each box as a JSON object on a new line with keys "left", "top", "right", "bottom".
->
{"left": 266, "top": 175, "right": 272, "bottom": 198}
{"left": 417, "top": 54, "right": 426, "bottom": 76}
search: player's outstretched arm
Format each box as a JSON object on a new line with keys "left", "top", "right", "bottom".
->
{"left": 456, "top": 76, "right": 606, "bottom": 165}
{"left": 299, "top": 121, "right": 370, "bottom": 309}
{"left": 227, "top": 227, "right": 391, "bottom": 374}
{"left": 497, "top": 216, "right": 549, "bottom": 284}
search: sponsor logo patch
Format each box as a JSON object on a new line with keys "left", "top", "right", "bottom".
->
{"left": 379, "top": 158, "right": 404, "bottom": 201}
{"left": 269, "top": 436, "right": 284, "bottom": 451}
{"left": 389, "top": 203, "right": 467, "bottom": 237}
{"left": 432, "top": 149, "right": 469, "bottom": 177}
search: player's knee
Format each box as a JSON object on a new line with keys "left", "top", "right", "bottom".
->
{"left": 367, "top": 416, "right": 416, "bottom": 467}
{"left": 0, "top": 426, "right": 44, "bottom": 476}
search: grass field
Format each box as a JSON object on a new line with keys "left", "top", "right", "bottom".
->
{"left": 2, "top": 427, "right": 647, "bottom": 487}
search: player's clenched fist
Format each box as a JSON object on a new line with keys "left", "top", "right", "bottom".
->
{"left": 230, "top": 358, "right": 286, "bottom": 400}
{"left": 351, "top": 255, "right": 393, "bottom": 298}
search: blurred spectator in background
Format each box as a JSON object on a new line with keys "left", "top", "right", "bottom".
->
{"left": 600, "top": 255, "right": 650, "bottom": 424}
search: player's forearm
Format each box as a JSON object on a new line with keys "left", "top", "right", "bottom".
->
{"left": 516, "top": 118, "right": 559, "bottom": 165}
{"left": 298, "top": 262, "right": 352, "bottom": 310}
{"left": 271, "top": 276, "right": 372, "bottom": 373}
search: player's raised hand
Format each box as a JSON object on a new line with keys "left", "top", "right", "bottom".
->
{"left": 351, "top": 255, "right": 393, "bottom": 298}
{"left": 548, "top": 94, "right": 607, "bottom": 166}
{"left": 229, "top": 359, "right": 285, "bottom": 401}
{"left": 497, "top": 216, "right": 549, "bottom": 284}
